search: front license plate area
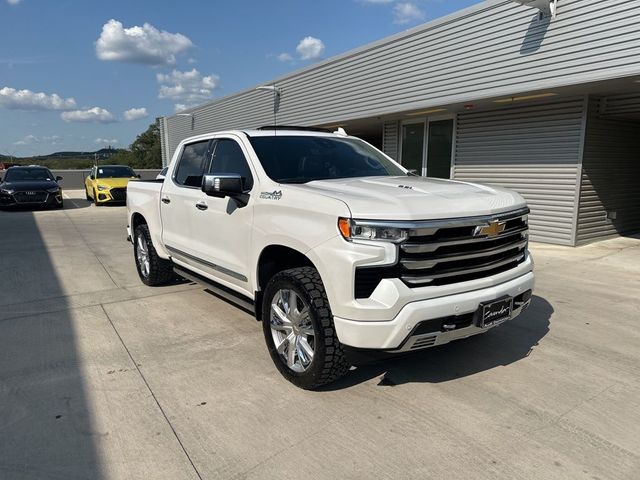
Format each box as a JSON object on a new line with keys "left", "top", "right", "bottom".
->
{"left": 478, "top": 297, "right": 513, "bottom": 328}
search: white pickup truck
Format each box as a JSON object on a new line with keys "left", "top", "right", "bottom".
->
{"left": 127, "top": 127, "right": 534, "bottom": 389}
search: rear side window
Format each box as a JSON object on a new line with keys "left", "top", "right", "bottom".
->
{"left": 209, "top": 139, "right": 254, "bottom": 191}
{"left": 174, "top": 140, "right": 210, "bottom": 187}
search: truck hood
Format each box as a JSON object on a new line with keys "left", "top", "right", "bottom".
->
{"left": 292, "top": 176, "right": 527, "bottom": 220}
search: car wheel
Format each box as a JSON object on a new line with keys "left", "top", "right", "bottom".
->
{"left": 262, "top": 266, "right": 350, "bottom": 389}
{"left": 85, "top": 188, "right": 91, "bottom": 201}
{"left": 55, "top": 200, "right": 64, "bottom": 209}
{"left": 134, "top": 224, "right": 173, "bottom": 286}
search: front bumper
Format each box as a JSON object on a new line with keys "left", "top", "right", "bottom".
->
{"left": 95, "top": 188, "right": 127, "bottom": 203}
{"left": 333, "top": 271, "right": 534, "bottom": 350}
{"left": 0, "top": 191, "right": 63, "bottom": 208}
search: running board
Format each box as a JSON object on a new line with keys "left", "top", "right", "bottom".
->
{"left": 172, "top": 264, "right": 255, "bottom": 316}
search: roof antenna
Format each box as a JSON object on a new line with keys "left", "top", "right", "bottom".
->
{"left": 255, "top": 85, "right": 282, "bottom": 135}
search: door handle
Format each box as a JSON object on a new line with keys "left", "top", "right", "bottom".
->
{"left": 161, "top": 196, "right": 171, "bottom": 204}
{"left": 196, "top": 201, "right": 208, "bottom": 211}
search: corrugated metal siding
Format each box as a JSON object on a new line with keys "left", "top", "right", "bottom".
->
{"left": 162, "top": 0, "right": 640, "bottom": 160}
{"left": 576, "top": 98, "right": 640, "bottom": 243}
{"left": 159, "top": 117, "right": 169, "bottom": 166}
{"left": 454, "top": 98, "right": 585, "bottom": 245}
{"left": 382, "top": 121, "right": 399, "bottom": 160}
{"left": 600, "top": 93, "right": 640, "bottom": 120}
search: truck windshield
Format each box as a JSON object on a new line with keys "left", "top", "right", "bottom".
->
{"left": 248, "top": 135, "right": 405, "bottom": 184}
{"left": 97, "top": 166, "right": 136, "bottom": 178}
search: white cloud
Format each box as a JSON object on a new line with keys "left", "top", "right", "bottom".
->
{"left": 14, "top": 134, "right": 62, "bottom": 146}
{"left": 7, "top": 0, "right": 22, "bottom": 5}
{"left": 157, "top": 68, "right": 219, "bottom": 111}
{"left": 123, "top": 107, "right": 148, "bottom": 121}
{"left": 96, "top": 19, "right": 193, "bottom": 66}
{"left": 0, "top": 86, "right": 76, "bottom": 111}
{"left": 95, "top": 138, "right": 119, "bottom": 145}
{"left": 174, "top": 103, "right": 197, "bottom": 113}
{"left": 61, "top": 107, "right": 116, "bottom": 123}
{"left": 296, "top": 36, "right": 325, "bottom": 60}
{"left": 393, "top": 2, "right": 425, "bottom": 24}
{"left": 277, "top": 52, "right": 293, "bottom": 62}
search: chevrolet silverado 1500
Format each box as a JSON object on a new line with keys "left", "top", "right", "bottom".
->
{"left": 126, "top": 127, "right": 534, "bottom": 389}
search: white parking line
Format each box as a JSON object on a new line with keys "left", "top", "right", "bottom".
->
{"left": 62, "top": 191, "right": 81, "bottom": 209}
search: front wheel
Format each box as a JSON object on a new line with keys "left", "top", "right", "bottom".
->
{"left": 262, "top": 267, "right": 350, "bottom": 389}
{"left": 134, "top": 224, "right": 174, "bottom": 286}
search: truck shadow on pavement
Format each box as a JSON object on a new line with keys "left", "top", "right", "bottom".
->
{"left": 325, "top": 295, "right": 553, "bottom": 390}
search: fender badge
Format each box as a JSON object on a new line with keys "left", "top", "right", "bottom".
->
{"left": 260, "top": 190, "right": 283, "bottom": 200}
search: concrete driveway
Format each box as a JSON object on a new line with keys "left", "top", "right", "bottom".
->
{"left": 1, "top": 190, "right": 638, "bottom": 480}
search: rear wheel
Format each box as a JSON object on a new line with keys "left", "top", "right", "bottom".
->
{"left": 262, "top": 267, "right": 350, "bottom": 389}
{"left": 134, "top": 224, "right": 173, "bottom": 286}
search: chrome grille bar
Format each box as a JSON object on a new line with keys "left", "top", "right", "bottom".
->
{"left": 401, "top": 226, "right": 528, "bottom": 254}
{"left": 401, "top": 252, "right": 525, "bottom": 285}
{"left": 401, "top": 238, "right": 527, "bottom": 270}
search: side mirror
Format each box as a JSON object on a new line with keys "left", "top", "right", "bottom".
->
{"left": 56, "top": 176, "right": 63, "bottom": 181}
{"left": 90, "top": 175, "right": 95, "bottom": 180}
{"left": 202, "top": 173, "right": 244, "bottom": 198}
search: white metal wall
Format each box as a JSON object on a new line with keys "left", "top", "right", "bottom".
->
{"left": 162, "top": 0, "right": 640, "bottom": 161}
{"left": 453, "top": 98, "right": 586, "bottom": 245}
{"left": 576, "top": 97, "right": 640, "bottom": 243}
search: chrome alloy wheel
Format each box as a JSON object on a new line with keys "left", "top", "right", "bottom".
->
{"left": 136, "top": 235, "right": 150, "bottom": 278}
{"left": 270, "top": 289, "right": 315, "bottom": 372}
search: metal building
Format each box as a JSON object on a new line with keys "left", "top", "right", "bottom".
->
{"left": 159, "top": 0, "right": 640, "bottom": 246}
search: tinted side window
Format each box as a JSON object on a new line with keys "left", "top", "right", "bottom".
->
{"left": 209, "top": 139, "right": 254, "bottom": 191}
{"left": 174, "top": 140, "right": 210, "bottom": 187}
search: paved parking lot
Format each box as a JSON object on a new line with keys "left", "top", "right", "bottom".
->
{"left": 1, "top": 190, "right": 639, "bottom": 480}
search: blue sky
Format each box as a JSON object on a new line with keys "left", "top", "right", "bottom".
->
{"left": 0, "top": 0, "right": 478, "bottom": 156}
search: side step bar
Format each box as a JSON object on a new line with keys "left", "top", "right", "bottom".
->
{"left": 172, "top": 264, "right": 255, "bottom": 316}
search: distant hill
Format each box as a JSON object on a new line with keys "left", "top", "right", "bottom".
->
{"left": 3, "top": 148, "right": 127, "bottom": 169}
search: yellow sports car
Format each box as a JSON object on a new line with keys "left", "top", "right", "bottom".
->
{"left": 85, "top": 165, "right": 140, "bottom": 205}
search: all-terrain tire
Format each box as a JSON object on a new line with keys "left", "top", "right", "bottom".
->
{"left": 262, "top": 266, "right": 350, "bottom": 389}
{"left": 134, "top": 224, "right": 174, "bottom": 286}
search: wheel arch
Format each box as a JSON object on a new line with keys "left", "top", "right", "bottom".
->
{"left": 255, "top": 244, "right": 317, "bottom": 321}
{"left": 131, "top": 212, "right": 147, "bottom": 233}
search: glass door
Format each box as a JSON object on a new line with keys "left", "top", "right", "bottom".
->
{"left": 400, "top": 122, "right": 425, "bottom": 174}
{"left": 426, "top": 119, "right": 454, "bottom": 179}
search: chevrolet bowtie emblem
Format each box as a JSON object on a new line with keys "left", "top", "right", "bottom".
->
{"left": 475, "top": 220, "right": 506, "bottom": 237}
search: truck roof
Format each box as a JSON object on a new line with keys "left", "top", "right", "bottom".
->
{"left": 179, "top": 127, "right": 348, "bottom": 145}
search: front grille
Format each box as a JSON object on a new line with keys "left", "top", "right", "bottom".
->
{"left": 354, "top": 208, "right": 529, "bottom": 298}
{"left": 110, "top": 188, "right": 126, "bottom": 201}
{"left": 15, "top": 192, "right": 48, "bottom": 203}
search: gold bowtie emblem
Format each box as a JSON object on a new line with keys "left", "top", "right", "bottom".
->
{"left": 475, "top": 220, "right": 506, "bottom": 237}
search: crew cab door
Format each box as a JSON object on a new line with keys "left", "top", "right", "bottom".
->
{"left": 189, "top": 136, "right": 255, "bottom": 292}
{"left": 159, "top": 139, "right": 212, "bottom": 259}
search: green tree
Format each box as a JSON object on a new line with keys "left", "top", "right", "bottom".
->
{"left": 129, "top": 122, "right": 162, "bottom": 169}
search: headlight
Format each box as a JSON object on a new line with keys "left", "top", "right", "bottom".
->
{"left": 338, "top": 218, "right": 409, "bottom": 243}
{"left": 0, "top": 188, "right": 15, "bottom": 195}
{"left": 97, "top": 185, "right": 109, "bottom": 191}
{"left": 47, "top": 187, "right": 60, "bottom": 194}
